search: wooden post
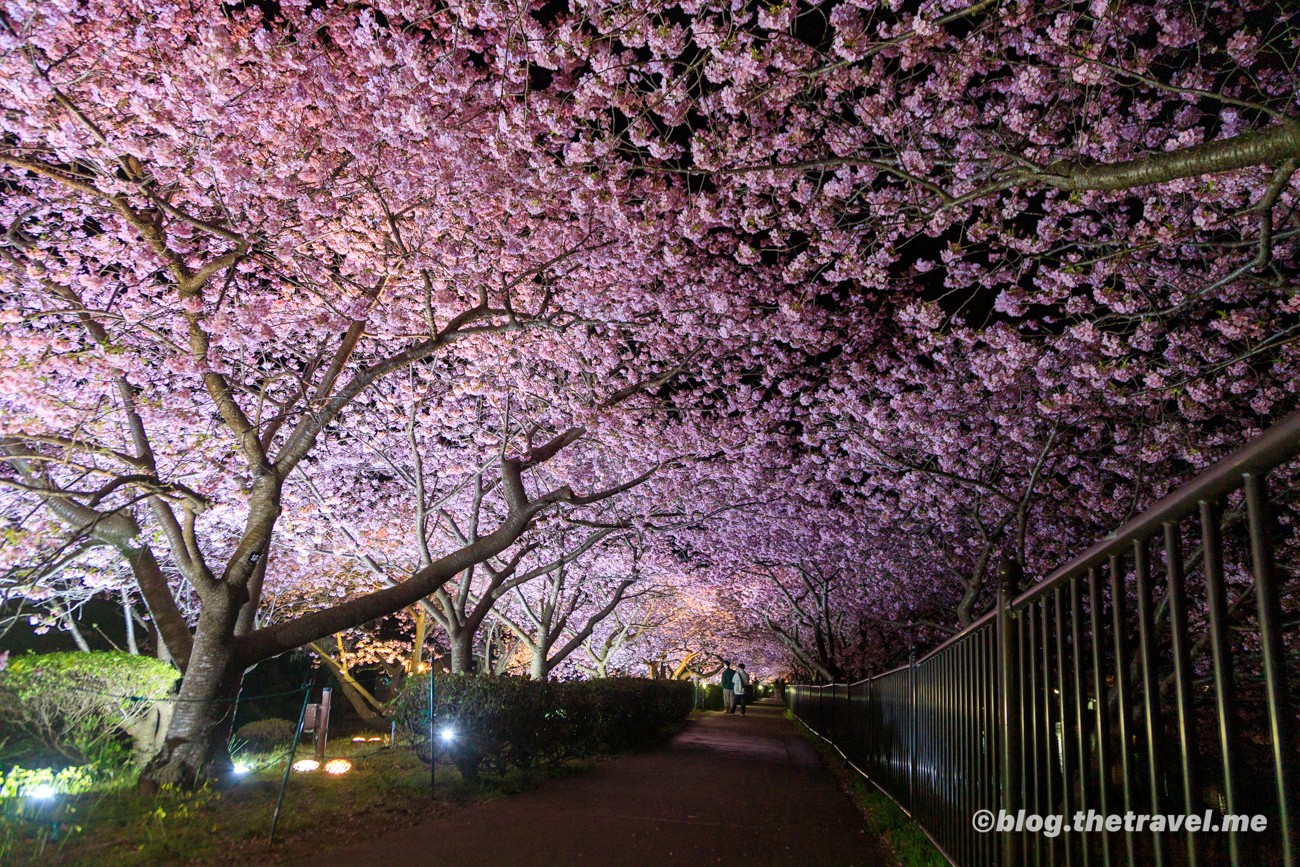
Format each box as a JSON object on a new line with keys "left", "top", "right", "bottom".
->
{"left": 315, "top": 687, "right": 332, "bottom": 760}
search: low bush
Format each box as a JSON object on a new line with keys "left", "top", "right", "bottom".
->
{"left": 232, "top": 718, "right": 297, "bottom": 753}
{"left": 0, "top": 652, "right": 177, "bottom": 767}
{"left": 391, "top": 676, "right": 692, "bottom": 779}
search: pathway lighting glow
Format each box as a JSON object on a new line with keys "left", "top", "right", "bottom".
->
{"left": 352, "top": 737, "right": 366, "bottom": 742}
{"left": 292, "top": 759, "right": 320, "bottom": 772}
{"left": 232, "top": 762, "right": 250, "bottom": 775}
{"left": 439, "top": 727, "right": 456, "bottom": 742}
{"left": 324, "top": 759, "right": 352, "bottom": 775}
{"left": 30, "top": 784, "right": 55, "bottom": 800}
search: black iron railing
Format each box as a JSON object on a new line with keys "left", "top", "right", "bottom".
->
{"left": 787, "top": 410, "right": 1300, "bottom": 867}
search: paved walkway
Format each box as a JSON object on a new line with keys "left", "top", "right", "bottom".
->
{"left": 303, "top": 703, "right": 884, "bottom": 866}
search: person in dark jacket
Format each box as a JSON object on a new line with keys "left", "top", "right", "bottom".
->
{"left": 721, "top": 662, "right": 736, "bottom": 713}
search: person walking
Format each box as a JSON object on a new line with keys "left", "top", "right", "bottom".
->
{"left": 734, "top": 663, "right": 750, "bottom": 715}
{"left": 720, "top": 661, "right": 736, "bottom": 713}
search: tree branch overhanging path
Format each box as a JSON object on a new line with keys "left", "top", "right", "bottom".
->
{"left": 2, "top": 0, "right": 1299, "bottom": 790}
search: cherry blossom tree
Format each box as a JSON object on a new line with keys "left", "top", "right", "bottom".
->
{"left": 0, "top": 0, "right": 760, "bottom": 785}
{"left": 4, "top": 0, "right": 1299, "bottom": 786}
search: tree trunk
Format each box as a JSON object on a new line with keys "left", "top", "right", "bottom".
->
{"left": 529, "top": 645, "right": 548, "bottom": 681}
{"left": 311, "top": 643, "right": 389, "bottom": 730}
{"left": 126, "top": 701, "right": 174, "bottom": 767}
{"left": 139, "top": 603, "right": 241, "bottom": 789}
{"left": 449, "top": 629, "right": 475, "bottom": 674}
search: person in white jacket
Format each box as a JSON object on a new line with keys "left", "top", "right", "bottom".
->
{"left": 733, "top": 663, "right": 750, "bottom": 715}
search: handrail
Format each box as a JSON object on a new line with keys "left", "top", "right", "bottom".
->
{"left": 908, "top": 406, "right": 1300, "bottom": 667}
{"left": 783, "top": 407, "right": 1300, "bottom": 867}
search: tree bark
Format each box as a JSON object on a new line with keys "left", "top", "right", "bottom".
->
{"left": 1041, "top": 120, "right": 1300, "bottom": 192}
{"left": 529, "top": 646, "right": 549, "bottom": 681}
{"left": 449, "top": 629, "right": 476, "bottom": 674}
{"left": 139, "top": 598, "right": 242, "bottom": 788}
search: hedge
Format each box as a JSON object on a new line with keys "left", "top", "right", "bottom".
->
{"left": 391, "top": 675, "right": 693, "bottom": 779}
{"left": 0, "top": 651, "right": 177, "bottom": 767}
{"left": 232, "top": 718, "right": 298, "bottom": 753}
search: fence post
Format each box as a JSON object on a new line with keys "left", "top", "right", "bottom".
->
{"left": 998, "top": 557, "right": 1023, "bottom": 867}
{"left": 909, "top": 644, "right": 917, "bottom": 812}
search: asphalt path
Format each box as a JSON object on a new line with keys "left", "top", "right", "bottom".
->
{"left": 300, "top": 702, "right": 885, "bottom": 866}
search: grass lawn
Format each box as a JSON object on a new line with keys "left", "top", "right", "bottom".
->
{"left": 1, "top": 739, "right": 600, "bottom": 866}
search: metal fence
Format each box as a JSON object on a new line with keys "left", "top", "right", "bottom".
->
{"left": 787, "top": 410, "right": 1300, "bottom": 867}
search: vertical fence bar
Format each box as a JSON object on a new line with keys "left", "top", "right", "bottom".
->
{"left": 1245, "top": 472, "right": 1296, "bottom": 867}
{"left": 1019, "top": 598, "right": 1031, "bottom": 867}
{"left": 1055, "top": 586, "right": 1072, "bottom": 867}
{"left": 964, "top": 639, "right": 974, "bottom": 866}
{"left": 1163, "top": 521, "right": 1198, "bottom": 867}
{"left": 951, "top": 648, "right": 959, "bottom": 861}
{"left": 910, "top": 646, "right": 918, "bottom": 814}
{"left": 984, "top": 627, "right": 995, "bottom": 867}
{"left": 1133, "top": 537, "right": 1163, "bottom": 867}
{"left": 968, "top": 642, "right": 975, "bottom": 865}
{"left": 1109, "top": 553, "right": 1137, "bottom": 866}
{"left": 1029, "top": 600, "right": 1043, "bottom": 867}
{"left": 1088, "top": 568, "right": 1113, "bottom": 867}
{"left": 1041, "top": 597, "right": 1055, "bottom": 867}
{"left": 1201, "top": 498, "right": 1240, "bottom": 867}
{"left": 1070, "top": 575, "right": 1091, "bottom": 867}
{"left": 1000, "top": 558, "right": 1023, "bottom": 867}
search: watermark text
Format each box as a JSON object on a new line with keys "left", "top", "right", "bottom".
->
{"left": 971, "top": 809, "right": 1267, "bottom": 837}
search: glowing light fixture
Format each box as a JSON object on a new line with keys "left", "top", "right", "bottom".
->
{"left": 29, "top": 784, "right": 55, "bottom": 799}
{"left": 351, "top": 737, "right": 366, "bottom": 742}
{"left": 439, "top": 727, "right": 456, "bottom": 742}
{"left": 292, "top": 759, "right": 320, "bottom": 772}
{"left": 232, "top": 762, "right": 251, "bottom": 775}
{"left": 324, "top": 759, "right": 352, "bottom": 775}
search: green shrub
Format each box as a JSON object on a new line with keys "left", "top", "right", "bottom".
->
{"left": 0, "top": 764, "right": 95, "bottom": 799}
{"left": 0, "top": 651, "right": 177, "bottom": 767}
{"left": 391, "top": 676, "right": 692, "bottom": 780}
{"left": 232, "top": 718, "right": 297, "bottom": 753}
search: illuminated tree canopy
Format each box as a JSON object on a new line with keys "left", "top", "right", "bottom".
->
{"left": 2, "top": 0, "right": 1297, "bottom": 785}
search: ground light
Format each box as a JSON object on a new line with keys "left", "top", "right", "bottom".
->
{"left": 324, "top": 759, "right": 352, "bottom": 775}
{"left": 29, "top": 784, "right": 55, "bottom": 799}
{"left": 439, "top": 727, "right": 456, "bottom": 742}
{"left": 232, "top": 762, "right": 250, "bottom": 775}
{"left": 292, "top": 759, "right": 320, "bottom": 772}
